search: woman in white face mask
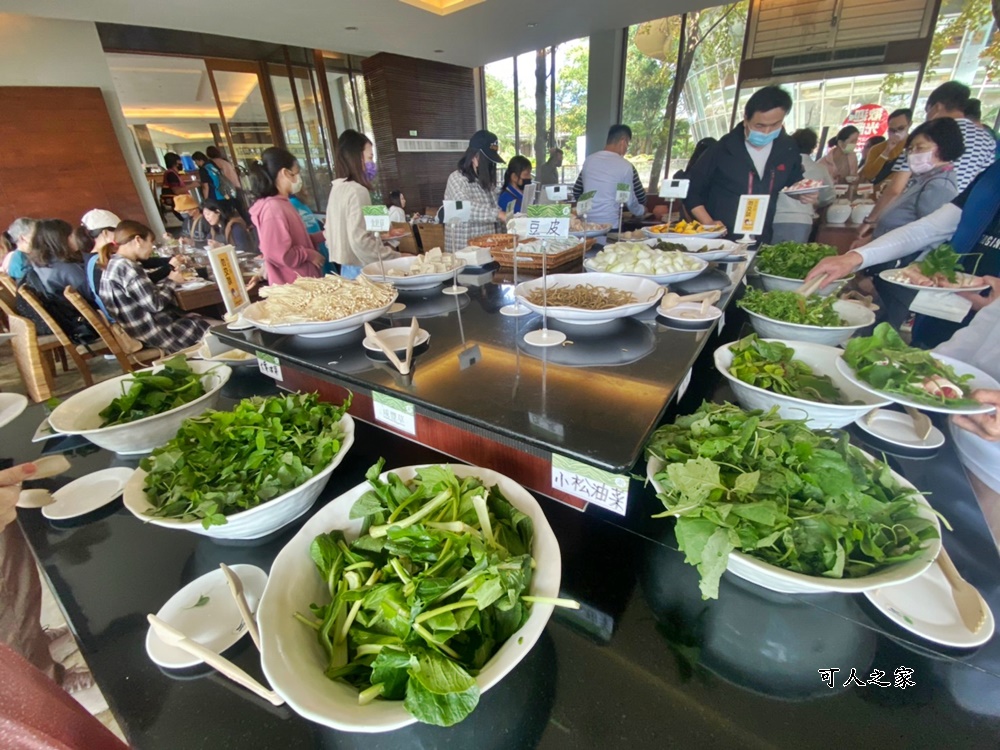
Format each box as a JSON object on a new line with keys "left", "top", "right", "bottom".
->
{"left": 817, "top": 125, "right": 860, "bottom": 183}
{"left": 247, "top": 147, "right": 326, "bottom": 286}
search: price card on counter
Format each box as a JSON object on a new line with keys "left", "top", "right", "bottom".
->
{"left": 675, "top": 369, "right": 693, "bottom": 402}
{"left": 735, "top": 194, "right": 770, "bottom": 236}
{"left": 256, "top": 351, "right": 283, "bottom": 381}
{"left": 362, "top": 205, "right": 391, "bottom": 233}
{"left": 442, "top": 200, "right": 472, "bottom": 224}
{"left": 551, "top": 453, "right": 629, "bottom": 515}
{"left": 615, "top": 182, "right": 631, "bottom": 204}
{"left": 658, "top": 179, "right": 690, "bottom": 200}
{"left": 372, "top": 392, "right": 416, "bottom": 435}
{"left": 525, "top": 204, "right": 570, "bottom": 238}
{"left": 576, "top": 190, "right": 597, "bottom": 216}
{"left": 208, "top": 244, "right": 249, "bottom": 315}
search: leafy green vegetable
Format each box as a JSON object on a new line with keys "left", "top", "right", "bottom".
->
{"left": 645, "top": 402, "right": 942, "bottom": 599}
{"left": 99, "top": 355, "right": 208, "bottom": 427}
{"left": 297, "top": 463, "right": 544, "bottom": 726}
{"left": 140, "top": 392, "right": 350, "bottom": 528}
{"left": 756, "top": 242, "right": 837, "bottom": 280}
{"left": 917, "top": 244, "right": 963, "bottom": 283}
{"left": 183, "top": 594, "right": 210, "bottom": 610}
{"left": 728, "top": 334, "right": 849, "bottom": 404}
{"left": 843, "top": 323, "right": 977, "bottom": 407}
{"left": 737, "top": 287, "right": 843, "bottom": 327}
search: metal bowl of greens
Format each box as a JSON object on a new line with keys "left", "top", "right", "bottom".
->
{"left": 738, "top": 288, "right": 875, "bottom": 346}
{"left": 257, "top": 462, "right": 562, "bottom": 732}
{"left": 714, "top": 336, "right": 891, "bottom": 429}
{"left": 645, "top": 402, "right": 942, "bottom": 597}
{"left": 47, "top": 357, "right": 231, "bottom": 455}
{"left": 123, "top": 393, "right": 355, "bottom": 540}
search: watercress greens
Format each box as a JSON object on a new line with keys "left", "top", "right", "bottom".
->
{"left": 646, "top": 402, "right": 941, "bottom": 599}
{"left": 141, "top": 392, "right": 350, "bottom": 527}
{"left": 737, "top": 287, "right": 843, "bottom": 327}
{"left": 755, "top": 242, "right": 837, "bottom": 280}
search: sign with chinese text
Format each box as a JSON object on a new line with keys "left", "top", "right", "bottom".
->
{"left": 615, "top": 182, "right": 631, "bottom": 204}
{"left": 208, "top": 245, "right": 249, "bottom": 315}
{"left": 362, "top": 205, "right": 391, "bottom": 233}
{"left": 551, "top": 453, "right": 629, "bottom": 515}
{"left": 844, "top": 104, "right": 889, "bottom": 152}
{"left": 256, "top": 351, "right": 283, "bottom": 381}
{"left": 372, "top": 392, "right": 416, "bottom": 435}
{"left": 735, "top": 194, "right": 770, "bottom": 236}
{"left": 576, "top": 190, "right": 597, "bottom": 216}
{"left": 525, "top": 204, "right": 570, "bottom": 238}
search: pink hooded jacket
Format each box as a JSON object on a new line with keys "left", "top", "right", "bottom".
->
{"left": 249, "top": 195, "right": 321, "bottom": 285}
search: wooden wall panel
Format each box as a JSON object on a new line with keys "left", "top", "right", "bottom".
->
{"left": 361, "top": 53, "right": 477, "bottom": 213}
{"left": 0, "top": 86, "right": 146, "bottom": 231}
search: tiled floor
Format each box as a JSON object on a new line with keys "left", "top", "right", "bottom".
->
{"left": 3, "top": 346, "right": 128, "bottom": 741}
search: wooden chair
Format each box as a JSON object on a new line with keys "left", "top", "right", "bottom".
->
{"left": 415, "top": 224, "right": 445, "bottom": 253}
{"left": 390, "top": 222, "right": 419, "bottom": 255}
{"left": 63, "top": 286, "right": 160, "bottom": 373}
{"left": 16, "top": 286, "right": 109, "bottom": 387}
{"left": 1, "top": 306, "right": 60, "bottom": 402}
{"left": 0, "top": 273, "right": 16, "bottom": 298}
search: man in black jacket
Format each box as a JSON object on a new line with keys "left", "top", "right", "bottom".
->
{"left": 685, "top": 85, "right": 815, "bottom": 243}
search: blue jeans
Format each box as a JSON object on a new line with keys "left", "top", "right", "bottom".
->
{"left": 339, "top": 264, "right": 363, "bottom": 279}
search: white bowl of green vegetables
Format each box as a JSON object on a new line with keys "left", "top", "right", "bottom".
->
{"left": 47, "top": 357, "right": 231, "bottom": 455}
{"left": 754, "top": 242, "right": 847, "bottom": 297}
{"left": 738, "top": 288, "right": 875, "bottom": 346}
{"left": 257, "top": 462, "right": 563, "bottom": 732}
{"left": 123, "top": 393, "right": 355, "bottom": 540}
{"left": 646, "top": 402, "right": 942, "bottom": 596}
{"left": 715, "top": 336, "right": 891, "bottom": 429}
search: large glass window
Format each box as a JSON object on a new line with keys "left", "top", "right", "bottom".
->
{"left": 622, "top": 3, "right": 747, "bottom": 192}
{"left": 483, "top": 38, "right": 589, "bottom": 188}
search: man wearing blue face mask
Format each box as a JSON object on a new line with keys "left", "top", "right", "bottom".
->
{"left": 685, "top": 85, "right": 815, "bottom": 242}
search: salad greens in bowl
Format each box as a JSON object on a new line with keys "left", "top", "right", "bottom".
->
{"left": 737, "top": 288, "right": 875, "bottom": 346}
{"left": 123, "top": 393, "right": 354, "bottom": 539}
{"left": 715, "top": 335, "right": 890, "bottom": 429}
{"left": 754, "top": 242, "right": 846, "bottom": 296}
{"left": 256, "top": 462, "right": 564, "bottom": 732}
{"left": 645, "top": 402, "right": 943, "bottom": 598}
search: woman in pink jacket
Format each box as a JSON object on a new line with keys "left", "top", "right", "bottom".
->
{"left": 248, "top": 147, "right": 325, "bottom": 285}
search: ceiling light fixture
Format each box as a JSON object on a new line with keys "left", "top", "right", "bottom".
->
{"left": 344, "top": 26, "right": 358, "bottom": 31}
{"left": 434, "top": 49, "right": 445, "bottom": 54}
{"left": 400, "top": 0, "right": 486, "bottom": 16}
{"left": 527, "top": 22, "right": 537, "bottom": 28}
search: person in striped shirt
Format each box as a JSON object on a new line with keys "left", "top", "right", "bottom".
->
{"left": 857, "top": 82, "right": 996, "bottom": 242}
{"left": 572, "top": 125, "right": 647, "bottom": 228}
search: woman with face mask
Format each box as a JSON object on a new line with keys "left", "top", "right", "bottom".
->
{"left": 325, "top": 129, "right": 397, "bottom": 279}
{"left": 817, "top": 125, "right": 859, "bottom": 183}
{"left": 248, "top": 147, "right": 325, "bottom": 286}
{"left": 498, "top": 156, "right": 533, "bottom": 214}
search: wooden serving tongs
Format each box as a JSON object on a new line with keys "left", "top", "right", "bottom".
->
{"left": 364, "top": 318, "right": 420, "bottom": 376}
{"left": 660, "top": 289, "right": 722, "bottom": 315}
{"left": 15, "top": 455, "right": 72, "bottom": 509}
{"left": 794, "top": 272, "right": 828, "bottom": 297}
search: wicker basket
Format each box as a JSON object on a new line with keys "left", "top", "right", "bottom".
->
{"left": 489, "top": 238, "right": 594, "bottom": 270}
{"left": 468, "top": 233, "right": 516, "bottom": 250}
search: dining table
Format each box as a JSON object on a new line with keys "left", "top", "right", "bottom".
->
{"left": 5, "top": 352, "right": 1000, "bottom": 748}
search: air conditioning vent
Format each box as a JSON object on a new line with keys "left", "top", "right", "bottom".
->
{"left": 772, "top": 44, "right": 887, "bottom": 74}
{"left": 396, "top": 138, "right": 468, "bottom": 153}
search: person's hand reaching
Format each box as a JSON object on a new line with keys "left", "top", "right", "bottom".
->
{"left": 952, "top": 390, "right": 1000, "bottom": 441}
{"left": 0, "top": 462, "right": 36, "bottom": 529}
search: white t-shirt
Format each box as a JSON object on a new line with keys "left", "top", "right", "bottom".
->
{"left": 746, "top": 141, "right": 773, "bottom": 179}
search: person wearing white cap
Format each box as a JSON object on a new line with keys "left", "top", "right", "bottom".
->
{"left": 80, "top": 208, "right": 120, "bottom": 249}
{"left": 442, "top": 130, "right": 506, "bottom": 253}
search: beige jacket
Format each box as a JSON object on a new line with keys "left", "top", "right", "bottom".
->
{"left": 324, "top": 178, "right": 395, "bottom": 267}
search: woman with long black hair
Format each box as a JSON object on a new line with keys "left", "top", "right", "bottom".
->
{"left": 247, "top": 147, "right": 325, "bottom": 285}
{"left": 442, "top": 130, "right": 506, "bottom": 253}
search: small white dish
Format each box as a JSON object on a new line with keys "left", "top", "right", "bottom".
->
{"left": 226, "top": 314, "right": 255, "bottom": 331}
{"left": 43, "top": 467, "right": 135, "bottom": 520}
{"left": 865, "top": 559, "right": 995, "bottom": 648}
{"left": 362, "top": 327, "right": 430, "bottom": 353}
{"left": 146, "top": 564, "right": 268, "bottom": 669}
{"left": 0, "top": 393, "right": 28, "bottom": 430}
{"left": 854, "top": 409, "right": 945, "bottom": 452}
{"left": 658, "top": 302, "right": 723, "bottom": 324}
{"left": 835, "top": 353, "right": 1000, "bottom": 416}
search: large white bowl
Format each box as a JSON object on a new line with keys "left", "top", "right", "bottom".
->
{"left": 646, "top": 454, "right": 940, "bottom": 594}
{"left": 757, "top": 270, "right": 848, "bottom": 297}
{"left": 744, "top": 299, "right": 875, "bottom": 346}
{"left": 257, "top": 464, "right": 561, "bottom": 733}
{"left": 583, "top": 253, "right": 709, "bottom": 285}
{"left": 361, "top": 255, "right": 466, "bottom": 290}
{"left": 715, "top": 339, "right": 891, "bottom": 429}
{"left": 122, "top": 414, "right": 355, "bottom": 540}
{"left": 242, "top": 295, "right": 398, "bottom": 338}
{"left": 515, "top": 273, "right": 664, "bottom": 325}
{"left": 47, "top": 360, "right": 231, "bottom": 455}
{"left": 645, "top": 236, "right": 740, "bottom": 262}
